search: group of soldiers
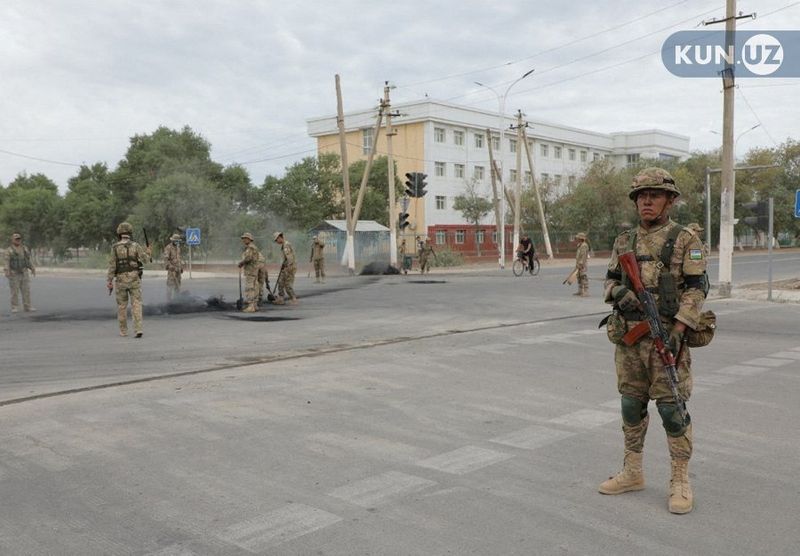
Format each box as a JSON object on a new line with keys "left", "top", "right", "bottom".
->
{"left": 398, "top": 236, "right": 437, "bottom": 275}
{"left": 237, "top": 231, "right": 307, "bottom": 312}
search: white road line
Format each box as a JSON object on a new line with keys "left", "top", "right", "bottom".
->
{"left": 491, "top": 426, "right": 577, "bottom": 450}
{"left": 416, "top": 446, "right": 513, "bottom": 475}
{"left": 743, "top": 357, "right": 794, "bottom": 368}
{"left": 146, "top": 546, "right": 197, "bottom": 556}
{"left": 219, "top": 504, "right": 341, "bottom": 552}
{"left": 548, "top": 409, "right": 619, "bottom": 429}
{"left": 769, "top": 351, "right": 800, "bottom": 361}
{"left": 694, "top": 374, "right": 741, "bottom": 387}
{"left": 327, "top": 471, "right": 436, "bottom": 507}
{"left": 714, "top": 364, "right": 770, "bottom": 376}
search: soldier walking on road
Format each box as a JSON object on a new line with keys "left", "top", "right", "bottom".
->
{"left": 310, "top": 236, "right": 325, "bottom": 283}
{"left": 599, "top": 167, "right": 707, "bottom": 514}
{"left": 237, "top": 233, "right": 261, "bottom": 313}
{"left": 274, "top": 232, "right": 297, "bottom": 305}
{"left": 418, "top": 237, "right": 436, "bottom": 274}
{"left": 4, "top": 233, "right": 36, "bottom": 313}
{"left": 574, "top": 232, "right": 590, "bottom": 297}
{"left": 162, "top": 233, "right": 183, "bottom": 302}
{"left": 107, "top": 222, "right": 151, "bottom": 337}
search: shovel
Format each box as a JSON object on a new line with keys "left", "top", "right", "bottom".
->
{"left": 236, "top": 269, "right": 244, "bottom": 311}
{"left": 562, "top": 268, "right": 578, "bottom": 285}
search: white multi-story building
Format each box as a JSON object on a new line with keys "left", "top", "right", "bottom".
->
{"left": 307, "top": 99, "right": 690, "bottom": 255}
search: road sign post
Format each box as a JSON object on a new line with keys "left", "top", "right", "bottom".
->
{"left": 185, "top": 228, "right": 201, "bottom": 279}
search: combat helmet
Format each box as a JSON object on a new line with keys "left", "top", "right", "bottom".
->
{"left": 240, "top": 232, "right": 254, "bottom": 241}
{"left": 116, "top": 222, "right": 133, "bottom": 236}
{"left": 629, "top": 167, "right": 680, "bottom": 200}
{"left": 169, "top": 233, "right": 182, "bottom": 242}
{"left": 575, "top": 232, "right": 587, "bottom": 241}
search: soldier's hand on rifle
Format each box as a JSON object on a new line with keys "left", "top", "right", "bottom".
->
{"left": 30, "top": 268, "right": 36, "bottom": 277}
{"left": 107, "top": 281, "right": 113, "bottom": 294}
{"left": 612, "top": 285, "right": 640, "bottom": 312}
{"left": 237, "top": 261, "right": 244, "bottom": 268}
{"left": 669, "top": 323, "right": 686, "bottom": 355}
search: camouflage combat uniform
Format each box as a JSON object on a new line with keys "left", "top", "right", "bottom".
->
{"left": 239, "top": 238, "right": 261, "bottom": 312}
{"left": 419, "top": 242, "right": 435, "bottom": 274}
{"left": 4, "top": 239, "right": 35, "bottom": 312}
{"left": 162, "top": 240, "right": 183, "bottom": 301}
{"left": 277, "top": 240, "right": 297, "bottom": 301}
{"left": 107, "top": 234, "right": 150, "bottom": 336}
{"left": 310, "top": 237, "right": 325, "bottom": 283}
{"left": 256, "top": 251, "right": 269, "bottom": 304}
{"left": 575, "top": 234, "right": 590, "bottom": 296}
{"left": 600, "top": 167, "right": 707, "bottom": 515}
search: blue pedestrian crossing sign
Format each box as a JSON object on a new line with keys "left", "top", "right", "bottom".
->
{"left": 795, "top": 190, "right": 800, "bottom": 218}
{"left": 185, "top": 228, "right": 201, "bottom": 246}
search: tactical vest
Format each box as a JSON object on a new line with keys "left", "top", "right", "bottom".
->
{"left": 114, "top": 242, "right": 141, "bottom": 274}
{"left": 621, "top": 225, "right": 683, "bottom": 318}
{"left": 8, "top": 247, "right": 31, "bottom": 273}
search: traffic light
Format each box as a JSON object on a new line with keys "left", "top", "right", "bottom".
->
{"left": 398, "top": 212, "right": 410, "bottom": 230}
{"left": 404, "top": 172, "right": 417, "bottom": 197}
{"left": 416, "top": 173, "right": 428, "bottom": 197}
{"left": 742, "top": 200, "right": 769, "bottom": 231}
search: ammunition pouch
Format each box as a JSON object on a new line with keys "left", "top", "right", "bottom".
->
{"left": 114, "top": 244, "right": 140, "bottom": 275}
{"left": 685, "top": 310, "right": 716, "bottom": 348}
{"left": 658, "top": 273, "right": 679, "bottom": 318}
{"left": 600, "top": 311, "right": 627, "bottom": 345}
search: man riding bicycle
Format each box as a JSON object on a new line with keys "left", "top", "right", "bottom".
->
{"left": 516, "top": 233, "right": 535, "bottom": 274}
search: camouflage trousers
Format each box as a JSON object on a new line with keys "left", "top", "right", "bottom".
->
{"left": 313, "top": 259, "right": 325, "bottom": 280}
{"left": 277, "top": 264, "right": 296, "bottom": 299}
{"left": 615, "top": 329, "right": 693, "bottom": 459}
{"left": 244, "top": 272, "right": 259, "bottom": 308}
{"left": 166, "top": 270, "right": 181, "bottom": 301}
{"left": 7, "top": 271, "right": 31, "bottom": 310}
{"left": 115, "top": 273, "right": 143, "bottom": 334}
{"left": 419, "top": 256, "right": 430, "bottom": 273}
{"left": 577, "top": 265, "right": 588, "bottom": 293}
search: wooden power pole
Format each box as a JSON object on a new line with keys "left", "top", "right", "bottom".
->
{"left": 512, "top": 110, "right": 523, "bottom": 251}
{"left": 384, "top": 82, "right": 398, "bottom": 266}
{"left": 486, "top": 128, "right": 502, "bottom": 256}
{"left": 335, "top": 75, "right": 355, "bottom": 273}
{"left": 521, "top": 126, "right": 553, "bottom": 259}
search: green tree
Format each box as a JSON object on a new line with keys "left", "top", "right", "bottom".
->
{"left": 260, "top": 152, "right": 342, "bottom": 230}
{"left": 0, "top": 177, "right": 62, "bottom": 249}
{"left": 62, "top": 163, "right": 115, "bottom": 250}
{"left": 453, "top": 178, "right": 493, "bottom": 256}
{"left": 347, "top": 156, "right": 402, "bottom": 226}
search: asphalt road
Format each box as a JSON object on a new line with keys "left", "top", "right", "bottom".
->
{"left": 0, "top": 252, "right": 798, "bottom": 555}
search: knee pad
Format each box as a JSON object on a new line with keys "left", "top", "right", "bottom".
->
{"left": 657, "top": 403, "right": 691, "bottom": 437}
{"left": 621, "top": 395, "right": 648, "bottom": 426}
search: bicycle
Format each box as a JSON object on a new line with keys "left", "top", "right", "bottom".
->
{"left": 512, "top": 252, "right": 540, "bottom": 276}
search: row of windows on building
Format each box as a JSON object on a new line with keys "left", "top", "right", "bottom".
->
{"left": 362, "top": 126, "right": 608, "bottom": 163}
{"left": 432, "top": 126, "right": 603, "bottom": 162}
{"left": 431, "top": 229, "right": 494, "bottom": 245}
{"left": 431, "top": 161, "right": 578, "bottom": 189}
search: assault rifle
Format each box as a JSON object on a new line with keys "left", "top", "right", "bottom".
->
{"left": 618, "top": 251, "right": 688, "bottom": 424}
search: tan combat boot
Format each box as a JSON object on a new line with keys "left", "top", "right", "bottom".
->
{"left": 599, "top": 451, "right": 645, "bottom": 494}
{"left": 242, "top": 304, "right": 257, "bottom": 313}
{"left": 668, "top": 459, "right": 693, "bottom": 514}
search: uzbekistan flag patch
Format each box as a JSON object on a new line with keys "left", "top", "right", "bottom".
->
{"left": 689, "top": 249, "right": 703, "bottom": 260}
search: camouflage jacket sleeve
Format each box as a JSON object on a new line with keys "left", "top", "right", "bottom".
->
{"left": 283, "top": 243, "right": 296, "bottom": 266}
{"left": 604, "top": 232, "right": 628, "bottom": 304}
{"left": 671, "top": 229, "right": 707, "bottom": 330}
{"left": 136, "top": 242, "right": 151, "bottom": 264}
{"left": 3, "top": 248, "right": 9, "bottom": 275}
{"left": 240, "top": 245, "right": 257, "bottom": 266}
{"left": 106, "top": 246, "right": 117, "bottom": 281}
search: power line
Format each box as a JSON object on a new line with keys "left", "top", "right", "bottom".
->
{"left": 737, "top": 88, "right": 779, "bottom": 147}
{"left": 0, "top": 148, "right": 81, "bottom": 167}
{"left": 396, "top": 0, "right": 696, "bottom": 90}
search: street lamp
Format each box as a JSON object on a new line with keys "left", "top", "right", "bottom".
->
{"left": 710, "top": 123, "right": 760, "bottom": 157}
{"left": 475, "top": 68, "right": 535, "bottom": 269}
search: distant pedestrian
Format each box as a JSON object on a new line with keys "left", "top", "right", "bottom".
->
{"left": 237, "top": 232, "right": 261, "bottom": 313}
{"left": 310, "top": 236, "right": 326, "bottom": 283}
{"left": 107, "top": 222, "right": 151, "bottom": 337}
{"left": 399, "top": 239, "right": 412, "bottom": 274}
{"left": 574, "top": 232, "right": 590, "bottom": 297}
{"left": 4, "top": 233, "right": 36, "bottom": 313}
{"left": 274, "top": 232, "right": 298, "bottom": 305}
{"left": 162, "top": 233, "right": 183, "bottom": 302}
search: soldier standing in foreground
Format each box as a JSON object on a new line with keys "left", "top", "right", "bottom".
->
{"left": 599, "top": 167, "right": 707, "bottom": 514}
{"left": 310, "top": 236, "right": 326, "bottom": 283}
{"left": 107, "top": 222, "right": 151, "bottom": 337}
{"left": 273, "top": 232, "right": 297, "bottom": 305}
{"left": 162, "top": 233, "right": 183, "bottom": 302}
{"left": 418, "top": 237, "right": 436, "bottom": 274}
{"left": 237, "top": 233, "right": 261, "bottom": 313}
{"left": 574, "top": 232, "right": 590, "bottom": 297}
{"left": 4, "top": 233, "right": 36, "bottom": 313}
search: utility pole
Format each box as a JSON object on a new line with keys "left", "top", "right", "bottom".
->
{"left": 704, "top": 0, "right": 754, "bottom": 296}
{"left": 486, "top": 128, "right": 502, "bottom": 248}
{"left": 383, "top": 82, "right": 398, "bottom": 266}
{"left": 521, "top": 126, "right": 553, "bottom": 259}
{"left": 335, "top": 74, "right": 355, "bottom": 273}
{"left": 512, "top": 110, "right": 523, "bottom": 251}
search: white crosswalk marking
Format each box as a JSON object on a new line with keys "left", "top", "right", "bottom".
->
{"left": 416, "top": 446, "right": 513, "bottom": 475}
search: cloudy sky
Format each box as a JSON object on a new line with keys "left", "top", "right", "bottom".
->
{"left": 2, "top": 0, "right": 799, "bottom": 191}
